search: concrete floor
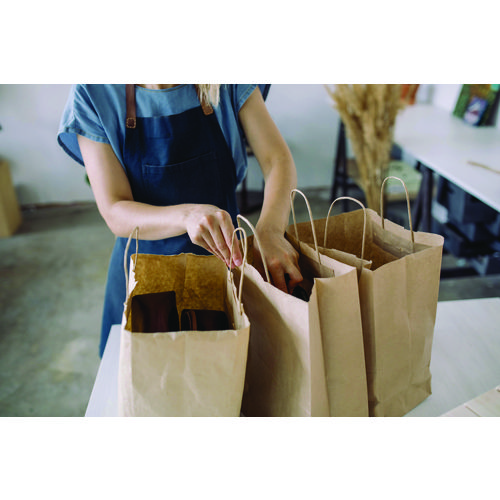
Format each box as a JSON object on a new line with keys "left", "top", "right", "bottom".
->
{"left": 1, "top": 188, "right": 499, "bottom": 417}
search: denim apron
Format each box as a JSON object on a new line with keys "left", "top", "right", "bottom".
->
{"left": 99, "top": 84, "right": 239, "bottom": 356}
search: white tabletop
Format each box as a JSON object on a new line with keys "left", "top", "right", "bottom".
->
{"left": 394, "top": 104, "right": 500, "bottom": 213}
{"left": 404, "top": 298, "right": 500, "bottom": 417}
{"left": 86, "top": 298, "right": 500, "bottom": 417}
{"left": 85, "top": 323, "right": 121, "bottom": 417}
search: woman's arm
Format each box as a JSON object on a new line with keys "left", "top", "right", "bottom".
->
{"left": 238, "top": 87, "right": 303, "bottom": 293}
{"left": 77, "top": 135, "right": 242, "bottom": 267}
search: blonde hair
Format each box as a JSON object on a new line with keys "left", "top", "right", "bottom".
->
{"left": 196, "top": 84, "right": 221, "bottom": 107}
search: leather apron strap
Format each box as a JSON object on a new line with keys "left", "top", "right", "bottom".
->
{"left": 126, "top": 84, "right": 137, "bottom": 129}
{"left": 195, "top": 86, "right": 214, "bottom": 116}
{"left": 125, "top": 84, "right": 213, "bottom": 129}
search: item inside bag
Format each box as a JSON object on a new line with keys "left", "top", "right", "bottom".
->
{"left": 130, "top": 291, "right": 231, "bottom": 333}
{"left": 292, "top": 285, "right": 310, "bottom": 301}
{"left": 180, "top": 309, "right": 230, "bottom": 331}
{"left": 286, "top": 274, "right": 314, "bottom": 302}
{"left": 131, "top": 291, "right": 179, "bottom": 333}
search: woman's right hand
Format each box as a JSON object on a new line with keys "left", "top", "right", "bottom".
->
{"left": 185, "top": 205, "right": 243, "bottom": 268}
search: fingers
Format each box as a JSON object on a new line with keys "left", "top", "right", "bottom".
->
{"left": 268, "top": 257, "right": 303, "bottom": 294}
{"left": 219, "top": 214, "right": 243, "bottom": 268}
{"left": 201, "top": 228, "right": 230, "bottom": 264}
{"left": 269, "top": 262, "right": 288, "bottom": 294}
{"left": 285, "top": 265, "right": 303, "bottom": 291}
{"left": 254, "top": 232, "right": 303, "bottom": 294}
{"left": 188, "top": 207, "right": 242, "bottom": 267}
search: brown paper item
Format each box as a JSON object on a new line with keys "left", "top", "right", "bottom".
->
{"left": 289, "top": 203, "right": 444, "bottom": 417}
{"left": 118, "top": 243, "right": 250, "bottom": 417}
{"left": 233, "top": 236, "right": 330, "bottom": 417}
{"left": 237, "top": 201, "right": 368, "bottom": 416}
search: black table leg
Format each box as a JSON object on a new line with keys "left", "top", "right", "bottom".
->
{"left": 421, "top": 165, "right": 434, "bottom": 233}
{"left": 412, "top": 162, "right": 433, "bottom": 232}
{"left": 331, "top": 121, "right": 346, "bottom": 204}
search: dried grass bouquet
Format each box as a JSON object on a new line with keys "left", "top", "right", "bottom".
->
{"left": 325, "top": 84, "right": 405, "bottom": 210}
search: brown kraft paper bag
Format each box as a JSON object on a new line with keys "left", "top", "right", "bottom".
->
{"left": 118, "top": 228, "right": 250, "bottom": 417}
{"left": 286, "top": 191, "right": 370, "bottom": 417}
{"left": 233, "top": 216, "right": 329, "bottom": 417}
{"left": 287, "top": 179, "right": 444, "bottom": 416}
{"left": 237, "top": 205, "right": 368, "bottom": 417}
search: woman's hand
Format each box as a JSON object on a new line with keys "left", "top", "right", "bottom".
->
{"left": 185, "top": 205, "right": 243, "bottom": 268}
{"left": 253, "top": 226, "right": 303, "bottom": 294}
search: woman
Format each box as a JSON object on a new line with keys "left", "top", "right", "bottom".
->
{"left": 58, "top": 84, "right": 302, "bottom": 356}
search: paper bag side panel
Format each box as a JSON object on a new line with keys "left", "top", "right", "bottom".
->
{"left": 362, "top": 244, "right": 443, "bottom": 417}
{"left": 316, "top": 274, "right": 369, "bottom": 417}
{"left": 120, "top": 328, "right": 249, "bottom": 416}
{"left": 236, "top": 265, "right": 313, "bottom": 417}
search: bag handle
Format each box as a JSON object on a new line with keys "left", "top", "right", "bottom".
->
{"left": 380, "top": 176, "right": 415, "bottom": 245}
{"left": 289, "top": 189, "right": 322, "bottom": 263}
{"left": 323, "top": 196, "right": 367, "bottom": 261}
{"left": 124, "top": 226, "right": 140, "bottom": 295}
{"left": 237, "top": 215, "right": 271, "bottom": 283}
{"left": 229, "top": 226, "right": 248, "bottom": 314}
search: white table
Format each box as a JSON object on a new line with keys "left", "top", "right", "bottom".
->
{"left": 85, "top": 323, "right": 121, "bottom": 417}
{"left": 404, "top": 298, "right": 500, "bottom": 417}
{"left": 392, "top": 104, "right": 500, "bottom": 240}
{"left": 86, "top": 298, "right": 500, "bottom": 417}
{"left": 394, "top": 104, "right": 500, "bottom": 214}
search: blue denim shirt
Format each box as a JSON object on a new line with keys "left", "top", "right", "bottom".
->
{"left": 57, "top": 84, "right": 264, "bottom": 184}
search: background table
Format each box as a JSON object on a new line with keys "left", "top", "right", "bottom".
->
{"left": 393, "top": 104, "right": 500, "bottom": 235}
{"left": 86, "top": 298, "right": 500, "bottom": 417}
{"left": 394, "top": 104, "right": 500, "bottom": 213}
{"left": 332, "top": 104, "right": 500, "bottom": 234}
{"left": 404, "top": 298, "right": 500, "bottom": 416}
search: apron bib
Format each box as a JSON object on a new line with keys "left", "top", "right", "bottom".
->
{"left": 99, "top": 84, "right": 239, "bottom": 356}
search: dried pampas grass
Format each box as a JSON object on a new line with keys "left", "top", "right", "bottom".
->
{"left": 325, "top": 84, "right": 405, "bottom": 210}
{"left": 196, "top": 84, "right": 221, "bottom": 107}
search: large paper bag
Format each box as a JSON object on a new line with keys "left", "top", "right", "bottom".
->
{"left": 118, "top": 228, "right": 250, "bottom": 417}
{"left": 236, "top": 212, "right": 367, "bottom": 417}
{"left": 287, "top": 191, "right": 369, "bottom": 416}
{"left": 287, "top": 179, "right": 444, "bottom": 416}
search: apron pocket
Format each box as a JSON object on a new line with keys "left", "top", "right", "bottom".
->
{"left": 142, "top": 151, "right": 225, "bottom": 207}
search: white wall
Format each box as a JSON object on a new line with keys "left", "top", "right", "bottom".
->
{"left": 0, "top": 84, "right": 94, "bottom": 205}
{"left": 428, "top": 84, "right": 462, "bottom": 111}
{"left": 247, "top": 84, "right": 339, "bottom": 190}
{"left": 1, "top": 84, "right": 498, "bottom": 206}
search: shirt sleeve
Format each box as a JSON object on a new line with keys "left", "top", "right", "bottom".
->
{"left": 211, "top": 85, "right": 256, "bottom": 185}
{"left": 230, "top": 84, "right": 270, "bottom": 110}
{"left": 57, "top": 84, "right": 110, "bottom": 167}
{"left": 233, "top": 84, "right": 257, "bottom": 111}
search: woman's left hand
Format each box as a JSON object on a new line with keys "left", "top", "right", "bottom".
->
{"left": 253, "top": 227, "right": 303, "bottom": 294}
